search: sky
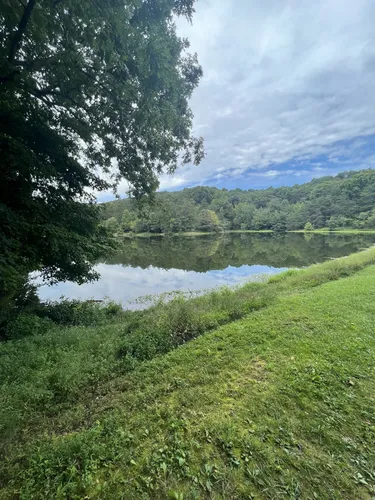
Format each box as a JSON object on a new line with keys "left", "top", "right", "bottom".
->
{"left": 99, "top": 0, "right": 375, "bottom": 200}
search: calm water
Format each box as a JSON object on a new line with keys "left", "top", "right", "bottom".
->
{"left": 35, "top": 233, "right": 375, "bottom": 308}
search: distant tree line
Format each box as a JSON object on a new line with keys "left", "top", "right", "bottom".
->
{"left": 101, "top": 169, "right": 375, "bottom": 234}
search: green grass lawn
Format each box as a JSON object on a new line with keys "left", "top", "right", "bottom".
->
{"left": 1, "top": 251, "right": 375, "bottom": 498}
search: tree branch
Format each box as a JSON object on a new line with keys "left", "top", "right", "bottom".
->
{"left": 0, "top": 70, "right": 20, "bottom": 83}
{"left": 13, "top": 55, "right": 62, "bottom": 72}
{"left": 8, "top": 0, "right": 37, "bottom": 64}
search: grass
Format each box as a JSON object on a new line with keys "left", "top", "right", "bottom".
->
{"left": 1, "top": 247, "right": 375, "bottom": 498}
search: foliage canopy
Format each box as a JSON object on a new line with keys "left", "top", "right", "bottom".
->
{"left": 0, "top": 0, "right": 203, "bottom": 313}
{"left": 102, "top": 169, "right": 375, "bottom": 234}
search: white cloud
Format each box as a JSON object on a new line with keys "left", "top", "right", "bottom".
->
{"left": 36, "top": 263, "right": 284, "bottom": 307}
{"left": 158, "top": 175, "right": 190, "bottom": 190}
{"left": 263, "top": 170, "right": 279, "bottom": 177}
{"left": 170, "top": 0, "right": 375, "bottom": 187}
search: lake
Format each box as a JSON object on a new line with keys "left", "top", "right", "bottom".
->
{"left": 35, "top": 232, "right": 375, "bottom": 308}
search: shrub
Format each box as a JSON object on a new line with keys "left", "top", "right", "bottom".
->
{"left": 5, "top": 314, "right": 54, "bottom": 340}
{"left": 37, "top": 299, "right": 122, "bottom": 327}
{"left": 304, "top": 221, "right": 314, "bottom": 231}
{"left": 104, "top": 302, "right": 123, "bottom": 316}
{"left": 1, "top": 298, "right": 124, "bottom": 341}
{"left": 117, "top": 284, "right": 272, "bottom": 364}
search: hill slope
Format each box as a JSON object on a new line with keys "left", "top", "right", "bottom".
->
{"left": 101, "top": 169, "right": 375, "bottom": 233}
{"left": 1, "top": 250, "right": 375, "bottom": 498}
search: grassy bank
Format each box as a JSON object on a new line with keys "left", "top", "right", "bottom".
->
{"left": 1, "top": 248, "right": 375, "bottom": 498}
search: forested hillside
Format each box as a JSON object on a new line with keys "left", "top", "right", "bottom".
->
{"left": 101, "top": 169, "right": 375, "bottom": 233}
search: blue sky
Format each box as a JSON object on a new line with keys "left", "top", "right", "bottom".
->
{"left": 98, "top": 0, "right": 375, "bottom": 201}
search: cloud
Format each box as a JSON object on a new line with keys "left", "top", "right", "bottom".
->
{"left": 262, "top": 170, "right": 279, "bottom": 178}
{"left": 158, "top": 175, "right": 190, "bottom": 190}
{"left": 35, "top": 262, "right": 286, "bottom": 307}
{"left": 166, "top": 0, "right": 375, "bottom": 190}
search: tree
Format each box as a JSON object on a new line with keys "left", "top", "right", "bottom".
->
{"left": 365, "top": 210, "right": 375, "bottom": 229}
{"left": 121, "top": 210, "right": 136, "bottom": 233}
{"left": 252, "top": 208, "right": 274, "bottom": 230}
{"left": 327, "top": 215, "right": 348, "bottom": 231}
{"left": 233, "top": 203, "right": 256, "bottom": 229}
{"left": 271, "top": 213, "right": 287, "bottom": 232}
{"left": 286, "top": 203, "right": 306, "bottom": 230}
{"left": 147, "top": 210, "right": 166, "bottom": 234}
{"left": 100, "top": 168, "right": 375, "bottom": 235}
{"left": 304, "top": 222, "right": 314, "bottom": 231}
{"left": 167, "top": 200, "right": 197, "bottom": 232}
{"left": 0, "top": 0, "right": 203, "bottom": 312}
{"left": 197, "top": 210, "right": 220, "bottom": 232}
{"left": 210, "top": 198, "right": 235, "bottom": 227}
{"left": 102, "top": 217, "right": 120, "bottom": 234}
{"left": 187, "top": 186, "right": 216, "bottom": 207}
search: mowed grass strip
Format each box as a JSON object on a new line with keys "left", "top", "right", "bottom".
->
{"left": 1, "top": 261, "right": 375, "bottom": 498}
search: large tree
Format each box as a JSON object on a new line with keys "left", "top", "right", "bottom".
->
{"left": 0, "top": 0, "right": 203, "bottom": 307}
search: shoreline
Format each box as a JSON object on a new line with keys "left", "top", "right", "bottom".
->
{"left": 116, "top": 228, "right": 375, "bottom": 238}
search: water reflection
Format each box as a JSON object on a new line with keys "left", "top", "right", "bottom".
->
{"left": 105, "top": 232, "right": 375, "bottom": 270}
{"left": 36, "top": 233, "right": 375, "bottom": 308}
{"left": 37, "top": 263, "right": 285, "bottom": 307}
